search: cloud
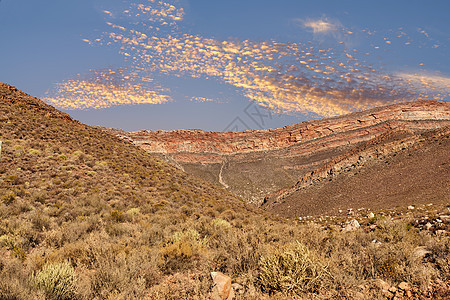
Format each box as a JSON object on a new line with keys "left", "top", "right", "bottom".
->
{"left": 47, "top": 1, "right": 449, "bottom": 116}
{"left": 190, "top": 96, "right": 214, "bottom": 103}
{"left": 395, "top": 71, "right": 450, "bottom": 98}
{"left": 301, "top": 18, "right": 341, "bottom": 34}
{"left": 43, "top": 68, "right": 171, "bottom": 110}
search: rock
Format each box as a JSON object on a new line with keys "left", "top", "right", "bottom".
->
{"left": 398, "top": 282, "right": 410, "bottom": 291}
{"left": 425, "top": 222, "right": 433, "bottom": 230}
{"left": 111, "top": 101, "right": 450, "bottom": 205}
{"left": 389, "top": 286, "right": 398, "bottom": 293}
{"left": 211, "top": 272, "right": 234, "bottom": 300}
{"left": 412, "top": 246, "right": 431, "bottom": 260}
{"left": 373, "top": 279, "right": 391, "bottom": 291}
{"left": 343, "top": 219, "right": 360, "bottom": 232}
{"left": 367, "top": 212, "right": 375, "bottom": 218}
{"left": 408, "top": 205, "right": 415, "bottom": 210}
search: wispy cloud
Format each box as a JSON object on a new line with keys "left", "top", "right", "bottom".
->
{"left": 396, "top": 71, "right": 450, "bottom": 95}
{"left": 301, "top": 17, "right": 341, "bottom": 34}
{"left": 190, "top": 96, "right": 214, "bottom": 103}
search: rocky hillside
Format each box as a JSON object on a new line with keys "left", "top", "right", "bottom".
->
{"left": 263, "top": 125, "right": 450, "bottom": 217}
{"left": 109, "top": 101, "right": 450, "bottom": 204}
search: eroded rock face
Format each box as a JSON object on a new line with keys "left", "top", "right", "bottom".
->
{"left": 126, "top": 101, "right": 449, "bottom": 156}
{"left": 106, "top": 101, "right": 450, "bottom": 205}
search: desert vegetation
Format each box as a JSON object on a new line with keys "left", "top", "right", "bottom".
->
{"left": 0, "top": 84, "right": 449, "bottom": 299}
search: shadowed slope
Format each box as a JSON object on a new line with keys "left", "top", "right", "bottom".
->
{"left": 263, "top": 126, "right": 450, "bottom": 217}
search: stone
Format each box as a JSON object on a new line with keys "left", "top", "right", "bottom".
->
{"left": 343, "top": 219, "right": 360, "bottom": 232}
{"left": 425, "top": 222, "right": 433, "bottom": 230}
{"left": 398, "top": 282, "right": 410, "bottom": 291}
{"left": 367, "top": 212, "right": 375, "bottom": 218}
{"left": 211, "top": 272, "right": 234, "bottom": 300}
{"left": 407, "top": 205, "right": 415, "bottom": 210}
{"left": 373, "top": 279, "right": 391, "bottom": 291}
{"left": 412, "top": 246, "right": 431, "bottom": 260}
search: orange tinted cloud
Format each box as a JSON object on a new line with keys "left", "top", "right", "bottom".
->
{"left": 43, "top": 68, "right": 171, "bottom": 110}
{"left": 48, "top": 1, "right": 449, "bottom": 115}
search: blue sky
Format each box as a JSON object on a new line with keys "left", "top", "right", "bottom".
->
{"left": 1, "top": 0, "right": 449, "bottom": 131}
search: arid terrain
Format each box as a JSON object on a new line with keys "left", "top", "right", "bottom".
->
{"left": 106, "top": 101, "right": 450, "bottom": 212}
{"left": 1, "top": 82, "right": 449, "bottom": 299}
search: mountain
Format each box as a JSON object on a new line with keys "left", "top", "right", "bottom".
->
{"left": 1, "top": 82, "right": 449, "bottom": 299}
{"left": 108, "top": 101, "right": 450, "bottom": 207}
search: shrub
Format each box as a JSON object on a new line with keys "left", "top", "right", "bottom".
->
{"left": 28, "top": 149, "right": 41, "bottom": 156}
{"left": 379, "top": 256, "right": 398, "bottom": 280}
{"left": 12, "top": 246, "right": 27, "bottom": 262}
{"left": 213, "top": 218, "right": 232, "bottom": 230}
{"left": 160, "top": 229, "right": 208, "bottom": 273}
{"left": 126, "top": 207, "right": 140, "bottom": 220}
{"left": 258, "top": 241, "right": 331, "bottom": 296}
{"left": 161, "top": 229, "right": 207, "bottom": 259}
{"left": 33, "top": 261, "right": 75, "bottom": 300}
{"left": 110, "top": 209, "right": 124, "bottom": 222}
{"left": 1, "top": 192, "right": 16, "bottom": 205}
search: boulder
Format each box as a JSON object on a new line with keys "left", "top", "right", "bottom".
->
{"left": 412, "top": 246, "right": 431, "bottom": 260}
{"left": 211, "top": 272, "right": 234, "bottom": 300}
{"left": 343, "top": 219, "right": 360, "bottom": 232}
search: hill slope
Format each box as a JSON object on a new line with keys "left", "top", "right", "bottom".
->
{"left": 263, "top": 126, "right": 450, "bottom": 217}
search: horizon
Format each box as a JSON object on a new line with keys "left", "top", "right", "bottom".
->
{"left": 1, "top": 0, "right": 449, "bottom": 132}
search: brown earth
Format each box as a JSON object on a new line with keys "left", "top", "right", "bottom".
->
{"left": 107, "top": 101, "right": 450, "bottom": 206}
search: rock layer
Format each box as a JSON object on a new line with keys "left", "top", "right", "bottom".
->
{"left": 125, "top": 101, "right": 449, "bottom": 157}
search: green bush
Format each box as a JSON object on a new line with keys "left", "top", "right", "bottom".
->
{"left": 33, "top": 261, "right": 75, "bottom": 300}
{"left": 258, "top": 241, "right": 330, "bottom": 296}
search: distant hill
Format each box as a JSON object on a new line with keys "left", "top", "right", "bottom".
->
{"left": 108, "top": 100, "right": 450, "bottom": 209}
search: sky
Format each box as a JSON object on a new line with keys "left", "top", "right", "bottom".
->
{"left": 1, "top": 0, "right": 449, "bottom": 132}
